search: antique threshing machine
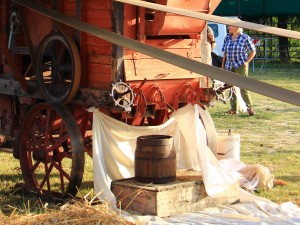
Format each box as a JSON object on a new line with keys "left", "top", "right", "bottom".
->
{"left": 0, "top": 0, "right": 299, "bottom": 198}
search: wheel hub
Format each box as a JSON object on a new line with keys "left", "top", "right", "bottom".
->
{"left": 32, "top": 149, "right": 51, "bottom": 162}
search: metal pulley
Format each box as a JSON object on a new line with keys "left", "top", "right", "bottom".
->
{"left": 212, "top": 80, "right": 234, "bottom": 104}
{"left": 111, "top": 82, "right": 134, "bottom": 111}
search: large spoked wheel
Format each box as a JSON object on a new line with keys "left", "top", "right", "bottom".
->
{"left": 36, "top": 33, "right": 81, "bottom": 104}
{"left": 19, "top": 103, "right": 84, "bottom": 197}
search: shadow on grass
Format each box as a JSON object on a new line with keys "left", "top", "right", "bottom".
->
{"left": 0, "top": 176, "right": 95, "bottom": 216}
{"left": 275, "top": 176, "right": 300, "bottom": 183}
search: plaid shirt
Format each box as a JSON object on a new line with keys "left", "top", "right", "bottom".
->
{"left": 222, "top": 33, "right": 256, "bottom": 70}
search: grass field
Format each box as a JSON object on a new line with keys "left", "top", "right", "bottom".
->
{"left": 0, "top": 63, "right": 299, "bottom": 217}
{"left": 209, "top": 62, "right": 300, "bottom": 205}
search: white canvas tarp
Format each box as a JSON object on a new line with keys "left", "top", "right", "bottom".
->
{"left": 124, "top": 190, "right": 300, "bottom": 225}
{"left": 89, "top": 104, "right": 240, "bottom": 202}
{"left": 89, "top": 103, "right": 300, "bottom": 224}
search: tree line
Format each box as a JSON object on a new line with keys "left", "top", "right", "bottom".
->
{"left": 244, "top": 16, "right": 300, "bottom": 63}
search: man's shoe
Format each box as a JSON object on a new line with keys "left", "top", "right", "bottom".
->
{"left": 225, "top": 110, "right": 239, "bottom": 115}
{"left": 247, "top": 108, "right": 255, "bottom": 116}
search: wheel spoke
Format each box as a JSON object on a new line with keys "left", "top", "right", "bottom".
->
{"left": 59, "top": 152, "right": 72, "bottom": 159}
{"left": 47, "top": 133, "right": 69, "bottom": 152}
{"left": 39, "top": 163, "right": 53, "bottom": 193}
{"left": 57, "top": 46, "right": 66, "bottom": 65}
{"left": 42, "top": 62, "right": 52, "bottom": 72}
{"left": 58, "top": 161, "right": 65, "bottom": 194}
{"left": 52, "top": 161, "right": 71, "bottom": 181}
{"left": 30, "top": 160, "right": 41, "bottom": 175}
{"left": 123, "top": 96, "right": 131, "bottom": 104}
{"left": 19, "top": 103, "right": 84, "bottom": 197}
{"left": 44, "top": 107, "right": 54, "bottom": 147}
{"left": 59, "top": 63, "right": 72, "bottom": 73}
{"left": 50, "top": 42, "right": 57, "bottom": 65}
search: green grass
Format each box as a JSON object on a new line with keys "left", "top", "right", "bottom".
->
{"left": 0, "top": 152, "right": 94, "bottom": 216}
{"left": 209, "top": 64, "right": 300, "bottom": 205}
{"left": 0, "top": 63, "right": 299, "bottom": 217}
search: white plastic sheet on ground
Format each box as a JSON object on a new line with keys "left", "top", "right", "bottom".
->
{"left": 123, "top": 188, "right": 300, "bottom": 225}
{"left": 89, "top": 104, "right": 300, "bottom": 224}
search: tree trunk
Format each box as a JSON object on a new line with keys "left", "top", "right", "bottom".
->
{"left": 278, "top": 15, "right": 290, "bottom": 63}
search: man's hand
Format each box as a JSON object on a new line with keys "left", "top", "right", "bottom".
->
{"left": 207, "top": 32, "right": 214, "bottom": 41}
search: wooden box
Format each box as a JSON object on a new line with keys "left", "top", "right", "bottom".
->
{"left": 111, "top": 170, "right": 240, "bottom": 217}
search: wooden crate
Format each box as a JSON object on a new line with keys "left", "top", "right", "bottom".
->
{"left": 111, "top": 170, "right": 240, "bottom": 217}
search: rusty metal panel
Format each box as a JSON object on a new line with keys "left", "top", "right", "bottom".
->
{"left": 145, "top": 0, "right": 210, "bottom": 35}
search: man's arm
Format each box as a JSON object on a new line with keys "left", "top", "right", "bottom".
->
{"left": 221, "top": 52, "right": 226, "bottom": 69}
{"left": 211, "top": 41, "right": 216, "bottom": 49}
{"left": 244, "top": 50, "right": 256, "bottom": 67}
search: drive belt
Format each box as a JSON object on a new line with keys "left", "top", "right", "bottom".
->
{"left": 13, "top": 0, "right": 300, "bottom": 106}
{"left": 114, "top": 0, "right": 300, "bottom": 40}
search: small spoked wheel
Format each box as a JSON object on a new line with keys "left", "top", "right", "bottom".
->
{"left": 36, "top": 33, "right": 81, "bottom": 104}
{"left": 18, "top": 103, "right": 84, "bottom": 197}
{"left": 212, "top": 80, "right": 234, "bottom": 103}
{"left": 111, "top": 82, "right": 134, "bottom": 110}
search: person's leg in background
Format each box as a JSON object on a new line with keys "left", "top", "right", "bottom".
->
{"left": 229, "top": 90, "right": 238, "bottom": 113}
{"left": 234, "top": 65, "right": 255, "bottom": 116}
{"left": 225, "top": 68, "right": 239, "bottom": 114}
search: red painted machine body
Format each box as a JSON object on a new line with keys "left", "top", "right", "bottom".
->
{"left": 0, "top": 0, "right": 220, "bottom": 126}
{"left": 0, "top": 0, "right": 222, "bottom": 197}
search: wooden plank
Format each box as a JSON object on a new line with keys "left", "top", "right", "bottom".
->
{"left": 86, "top": 10, "right": 111, "bottom": 20}
{"left": 111, "top": 183, "right": 157, "bottom": 215}
{"left": 124, "top": 58, "right": 203, "bottom": 81}
{"left": 87, "top": 1, "right": 111, "bottom": 10}
{"left": 87, "top": 63, "right": 111, "bottom": 75}
{"left": 63, "top": 2, "right": 76, "bottom": 12}
{"left": 87, "top": 55, "right": 111, "bottom": 65}
{"left": 86, "top": 35, "right": 112, "bottom": 46}
{"left": 86, "top": 75, "right": 111, "bottom": 85}
{"left": 143, "top": 39, "right": 201, "bottom": 49}
{"left": 86, "top": 18, "right": 112, "bottom": 28}
{"left": 111, "top": 173, "right": 240, "bottom": 217}
{"left": 123, "top": 48, "right": 201, "bottom": 60}
{"left": 86, "top": 45, "right": 112, "bottom": 55}
{"left": 80, "top": 1, "right": 88, "bottom": 86}
{"left": 85, "top": 80, "right": 111, "bottom": 90}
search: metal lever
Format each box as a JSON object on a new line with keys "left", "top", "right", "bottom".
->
{"left": 8, "top": 12, "right": 19, "bottom": 49}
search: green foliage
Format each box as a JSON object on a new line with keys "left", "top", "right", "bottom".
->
{"left": 244, "top": 16, "right": 300, "bottom": 63}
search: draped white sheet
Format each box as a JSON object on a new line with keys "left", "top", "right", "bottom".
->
{"left": 89, "top": 104, "right": 240, "bottom": 202}
{"left": 89, "top": 104, "right": 300, "bottom": 224}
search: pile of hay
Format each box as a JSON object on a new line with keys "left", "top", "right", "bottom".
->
{"left": 0, "top": 201, "right": 135, "bottom": 225}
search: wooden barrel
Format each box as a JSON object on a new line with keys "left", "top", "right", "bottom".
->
{"left": 135, "top": 135, "right": 176, "bottom": 184}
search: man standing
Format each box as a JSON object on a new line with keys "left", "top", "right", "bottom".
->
{"left": 221, "top": 24, "right": 256, "bottom": 116}
{"left": 207, "top": 26, "right": 216, "bottom": 65}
